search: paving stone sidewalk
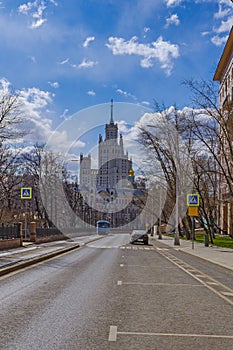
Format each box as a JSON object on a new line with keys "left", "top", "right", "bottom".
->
{"left": 0, "top": 234, "right": 101, "bottom": 275}
{"left": 154, "top": 235, "right": 233, "bottom": 271}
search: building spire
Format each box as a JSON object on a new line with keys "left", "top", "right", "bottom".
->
{"left": 110, "top": 99, "right": 114, "bottom": 125}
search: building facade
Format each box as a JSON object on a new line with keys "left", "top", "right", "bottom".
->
{"left": 79, "top": 100, "right": 146, "bottom": 228}
{"left": 97, "top": 100, "right": 132, "bottom": 190}
{"left": 79, "top": 100, "right": 132, "bottom": 193}
{"left": 214, "top": 26, "right": 233, "bottom": 236}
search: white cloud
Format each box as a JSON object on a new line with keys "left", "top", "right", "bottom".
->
{"left": 17, "top": 87, "right": 53, "bottom": 142}
{"left": 141, "top": 101, "right": 150, "bottom": 106}
{"left": 144, "top": 27, "right": 150, "bottom": 33}
{"left": 211, "top": 34, "right": 228, "bottom": 46}
{"left": 29, "top": 55, "right": 36, "bottom": 63}
{"left": 116, "top": 88, "right": 137, "bottom": 100}
{"left": 201, "top": 31, "right": 210, "bottom": 36}
{"left": 106, "top": 35, "right": 179, "bottom": 76}
{"left": 77, "top": 59, "right": 98, "bottom": 69}
{"left": 49, "top": 0, "right": 58, "bottom": 5}
{"left": 48, "top": 81, "right": 59, "bottom": 88}
{"left": 18, "top": 2, "right": 35, "bottom": 14}
{"left": 140, "top": 57, "right": 153, "bottom": 68}
{"left": 58, "top": 58, "right": 70, "bottom": 65}
{"left": 214, "top": 4, "right": 231, "bottom": 19}
{"left": 59, "top": 109, "right": 69, "bottom": 120}
{"left": 165, "top": 0, "right": 182, "bottom": 7}
{"left": 211, "top": 1, "right": 233, "bottom": 46}
{"left": 83, "top": 36, "right": 95, "bottom": 48}
{"left": 165, "top": 14, "right": 180, "bottom": 28}
{"left": 69, "top": 140, "right": 86, "bottom": 149}
{"left": 219, "top": 0, "right": 233, "bottom": 6}
{"left": 18, "top": 0, "right": 56, "bottom": 29}
{"left": 87, "top": 90, "right": 96, "bottom": 96}
{"left": 143, "top": 27, "right": 151, "bottom": 38}
{"left": 31, "top": 17, "right": 47, "bottom": 29}
{"left": 57, "top": 57, "right": 98, "bottom": 70}
{"left": 214, "top": 16, "right": 233, "bottom": 33}
{"left": 0, "top": 77, "right": 11, "bottom": 91}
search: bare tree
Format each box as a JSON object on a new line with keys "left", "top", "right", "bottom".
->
{"left": 183, "top": 79, "right": 233, "bottom": 236}
{"left": 0, "top": 87, "right": 27, "bottom": 223}
{"left": 0, "top": 146, "right": 23, "bottom": 222}
{"left": 137, "top": 107, "right": 194, "bottom": 243}
{"left": 137, "top": 84, "right": 229, "bottom": 242}
{"left": 0, "top": 88, "right": 25, "bottom": 141}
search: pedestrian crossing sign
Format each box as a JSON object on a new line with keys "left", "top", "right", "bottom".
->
{"left": 21, "top": 187, "right": 32, "bottom": 199}
{"left": 187, "top": 194, "right": 200, "bottom": 206}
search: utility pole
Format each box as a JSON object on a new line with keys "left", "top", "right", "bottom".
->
{"left": 174, "top": 174, "right": 180, "bottom": 245}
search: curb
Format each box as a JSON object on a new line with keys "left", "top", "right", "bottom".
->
{"left": 0, "top": 234, "right": 106, "bottom": 277}
{"left": 152, "top": 237, "right": 233, "bottom": 272}
{"left": 0, "top": 244, "right": 80, "bottom": 277}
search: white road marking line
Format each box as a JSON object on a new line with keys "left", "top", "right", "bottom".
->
{"left": 206, "top": 281, "right": 218, "bottom": 285}
{"left": 109, "top": 326, "right": 233, "bottom": 341}
{"left": 156, "top": 251, "right": 233, "bottom": 306}
{"left": 195, "top": 274, "right": 206, "bottom": 278}
{"left": 221, "top": 292, "right": 233, "bottom": 296}
{"left": 108, "top": 326, "right": 118, "bottom": 341}
{"left": 117, "top": 331, "right": 233, "bottom": 339}
{"left": 117, "top": 281, "right": 202, "bottom": 287}
{"left": 117, "top": 264, "right": 175, "bottom": 269}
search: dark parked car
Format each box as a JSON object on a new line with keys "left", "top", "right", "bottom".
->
{"left": 130, "top": 230, "right": 149, "bottom": 245}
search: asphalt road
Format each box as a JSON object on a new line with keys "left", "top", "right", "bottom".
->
{"left": 0, "top": 233, "right": 233, "bottom": 350}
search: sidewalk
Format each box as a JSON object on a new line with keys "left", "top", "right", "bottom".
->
{"left": 0, "top": 234, "right": 102, "bottom": 276}
{"left": 153, "top": 235, "right": 233, "bottom": 271}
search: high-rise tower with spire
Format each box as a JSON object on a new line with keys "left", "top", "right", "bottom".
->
{"left": 80, "top": 100, "right": 132, "bottom": 193}
{"left": 79, "top": 100, "right": 146, "bottom": 227}
{"left": 97, "top": 99, "right": 132, "bottom": 190}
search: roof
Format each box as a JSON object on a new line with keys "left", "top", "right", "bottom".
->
{"left": 213, "top": 26, "right": 233, "bottom": 82}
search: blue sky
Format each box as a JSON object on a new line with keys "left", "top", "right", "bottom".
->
{"left": 0, "top": 0, "right": 232, "bottom": 147}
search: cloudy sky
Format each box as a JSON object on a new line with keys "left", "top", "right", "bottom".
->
{"left": 0, "top": 0, "right": 232, "bottom": 147}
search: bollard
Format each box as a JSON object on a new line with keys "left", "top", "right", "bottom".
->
{"left": 18, "top": 222, "right": 23, "bottom": 246}
{"left": 204, "top": 234, "right": 209, "bottom": 247}
{"left": 30, "top": 221, "right": 37, "bottom": 242}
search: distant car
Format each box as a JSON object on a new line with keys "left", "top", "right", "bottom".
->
{"left": 130, "top": 230, "right": 149, "bottom": 245}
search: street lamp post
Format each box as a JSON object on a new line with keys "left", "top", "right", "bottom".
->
{"left": 174, "top": 173, "right": 180, "bottom": 246}
{"left": 158, "top": 187, "right": 162, "bottom": 239}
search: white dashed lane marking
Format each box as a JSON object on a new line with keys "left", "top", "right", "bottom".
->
{"left": 108, "top": 326, "right": 233, "bottom": 342}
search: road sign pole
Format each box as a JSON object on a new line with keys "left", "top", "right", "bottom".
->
{"left": 192, "top": 216, "right": 195, "bottom": 250}
{"left": 24, "top": 200, "right": 28, "bottom": 240}
{"left": 20, "top": 187, "right": 32, "bottom": 241}
{"left": 187, "top": 194, "right": 199, "bottom": 250}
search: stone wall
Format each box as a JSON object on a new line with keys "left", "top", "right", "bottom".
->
{"left": 0, "top": 238, "right": 22, "bottom": 250}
